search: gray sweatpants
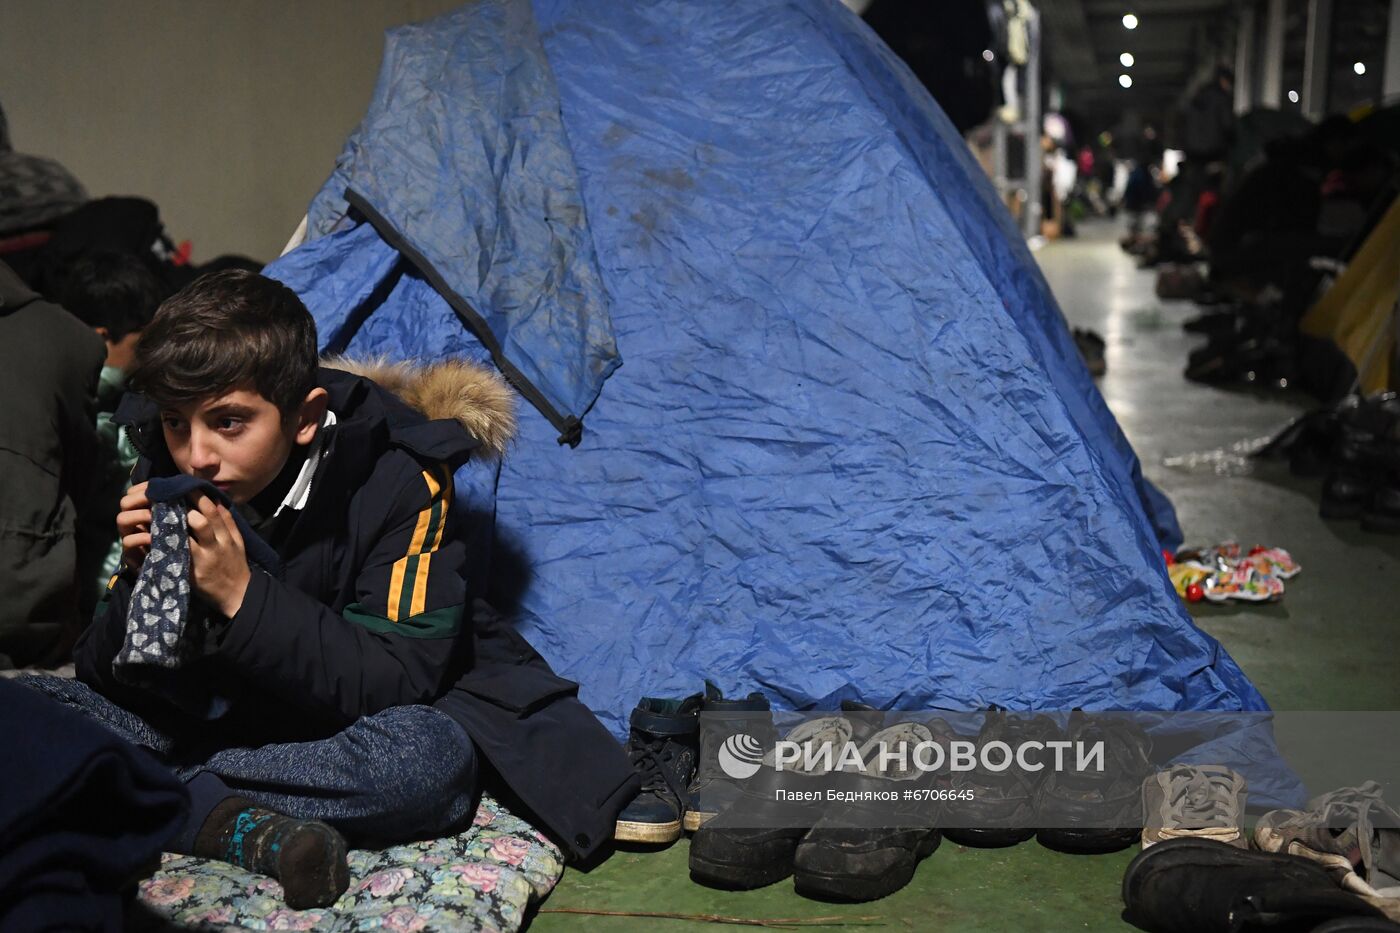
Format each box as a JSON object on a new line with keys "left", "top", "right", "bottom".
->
{"left": 19, "top": 675, "right": 478, "bottom": 850}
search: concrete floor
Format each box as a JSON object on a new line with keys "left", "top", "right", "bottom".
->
{"left": 529, "top": 221, "right": 1400, "bottom": 932}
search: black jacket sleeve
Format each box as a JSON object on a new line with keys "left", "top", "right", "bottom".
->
{"left": 212, "top": 458, "right": 468, "bottom": 727}
{"left": 72, "top": 570, "right": 152, "bottom": 711}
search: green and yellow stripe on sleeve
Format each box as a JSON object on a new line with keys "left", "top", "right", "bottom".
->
{"left": 341, "top": 461, "right": 465, "bottom": 640}
{"left": 387, "top": 463, "right": 454, "bottom": 621}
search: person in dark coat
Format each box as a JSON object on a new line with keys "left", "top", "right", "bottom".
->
{"left": 54, "top": 251, "right": 166, "bottom": 616}
{"left": 1161, "top": 66, "right": 1236, "bottom": 259}
{"left": 23, "top": 270, "right": 637, "bottom": 909}
{"left": 0, "top": 259, "right": 105, "bottom": 668}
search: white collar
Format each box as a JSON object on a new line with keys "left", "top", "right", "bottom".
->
{"left": 274, "top": 409, "right": 337, "bottom": 517}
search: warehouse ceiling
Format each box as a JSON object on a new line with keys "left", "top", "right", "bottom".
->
{"left": 1041, "top": 0, "right": 1240, "bottom": 130}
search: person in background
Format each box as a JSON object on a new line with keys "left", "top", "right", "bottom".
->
{"left": 0, "top": 259, "right": 104, "bottom": 668}
{"left": 55, "top": 251, "right": 166, "bottom": 615}
{"left": 1162, "top": 66, "right": 1236, "bottom": 260}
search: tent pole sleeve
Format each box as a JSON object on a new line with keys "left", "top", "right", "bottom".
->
{"left": 343, "top": 189, "right": 584, "bottom": 448}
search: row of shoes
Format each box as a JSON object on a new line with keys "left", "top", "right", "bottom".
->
{"left": 1156, "top": 263, "right": 1209, "bottom": 302}
{"left": 616, "top": 692, "right": 1310, "bottom": 903}
{"left": 1182, "top": 305, "right": 1300, "bottom": 388}
{"left": 1268, "top": 392, "right": 1400, "bottom": 531}
{"left": 1125, "top": 781, "right": 1400, "bottom": 932}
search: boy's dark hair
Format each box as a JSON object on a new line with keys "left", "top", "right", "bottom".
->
{"left": 131, "top": 269, "right": 318, "bottom": 416}
{"left": 56, "top": 251, "right": 164, "bottom": 342}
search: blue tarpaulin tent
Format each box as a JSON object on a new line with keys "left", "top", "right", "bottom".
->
{"left": 267, "top": 0, "right": 1288, "bottom": 796}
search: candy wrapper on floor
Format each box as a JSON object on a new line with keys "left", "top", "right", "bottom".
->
{"left": 1165, "top": 542, "right": 1301, "bottom": 603}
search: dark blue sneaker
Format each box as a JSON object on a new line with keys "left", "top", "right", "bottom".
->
{"left": 614, "top": 694, "right": 701, "bottom": 844}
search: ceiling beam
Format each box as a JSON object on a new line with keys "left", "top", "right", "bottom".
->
{"left": 1083, "top": 0, "right": 1233, "bottom": 15}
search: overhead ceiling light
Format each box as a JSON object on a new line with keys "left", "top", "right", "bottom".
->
{"left": 1119, "top": 74, "right": 1133, "bottom": 88}
{"left": 1123, "top": 13, "right": 1139, "bottom": 29}
{"left": 1288, "top": 89, "right": 1300, "bottom": 103}
{"left": 982, "top": 49, "right": 995, "bottom": 62}
{"left": 1354, "top": 61, "right": 1367, "bottom": 75}
{"left": 1120, "top": 52, "right": 1135, "bottom": 67}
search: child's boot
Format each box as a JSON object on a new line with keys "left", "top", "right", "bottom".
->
{"left": 193, "top": 797, "right": 350, "bottom": 909}
{"left": 614, "top": 694, "right": 702, "bottom": 844}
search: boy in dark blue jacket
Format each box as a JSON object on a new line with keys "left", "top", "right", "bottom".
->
{"left": 24, "top": 270, "right": 526, "bottom": 908}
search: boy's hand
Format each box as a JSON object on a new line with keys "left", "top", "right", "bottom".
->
{"left": 117, "top": 481, "right": 153, "bottom": 570}
{"left": 187, "top": 493, "right": 251, "bottom": 618}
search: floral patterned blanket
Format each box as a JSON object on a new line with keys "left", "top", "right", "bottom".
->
{"left": 134, "top": 794, "right": 564, "bottom": 932}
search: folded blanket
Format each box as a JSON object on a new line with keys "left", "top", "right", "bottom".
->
{"left": 0, "top": 678, "right": 189, "bottom": 932}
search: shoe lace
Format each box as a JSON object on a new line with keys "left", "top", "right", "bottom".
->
{"left": 1158, "top": 765, "right": 1243, "bottom": 828}
{"left": 764, "top": 716, "right": 853, "bottom": 774}
{"left": 1301, "top": 782, "right": 1398, "bottom": 877}
{"left": 961, "top": 713, "right": 1054, "bottom": 790}
{"left": 628, "top": 734, "right": 691, "bottom": 802}
{"left": 857, "top": 721, "right": 934, "bottom": 780}
{"left": 1073, "top": 716, "right": 1152, "bottom": 776}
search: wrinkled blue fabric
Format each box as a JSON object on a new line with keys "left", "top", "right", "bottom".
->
{"left": 293, "top": 0, "right": 618, "bottom": 439}
{"left": 265, "top": 0, "right": 1288, "bottom": 799}
{"left": 795, "top": 4, "right": 1183, "bottom": 551}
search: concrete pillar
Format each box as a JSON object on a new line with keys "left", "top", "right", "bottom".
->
{"left": 1386, "top": 0, "right": 1400, "bottom": 97}
{"left": 1023, "top": 6, "right": 1042, "bottom": 239}
{"left": 1260, "top": 0, "right": 1286, "bottom": 107}
{"left": 1235, "top": 3, "right": 1256, "bottom": 112}
{"left": 1302, "top": 0, "right": 1332, "bottom": 118}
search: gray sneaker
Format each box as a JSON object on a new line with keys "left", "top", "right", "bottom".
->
{"left": 1255, "top": 782, "right": 1400, "bottom": 899}
{"left": 1141, "top": 764, "right": 1248, "bottom": 849}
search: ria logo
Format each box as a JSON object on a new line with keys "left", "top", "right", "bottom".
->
{"left": 717, "top": 733, "right": 765, "bottom": 779}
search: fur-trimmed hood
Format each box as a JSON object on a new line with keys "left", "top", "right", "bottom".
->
{"left": 323, "top": 356, "right": 517, "bottom": 459}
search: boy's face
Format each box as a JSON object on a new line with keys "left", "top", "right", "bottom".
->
{"left": 159, "top": 384, "right": 327, "bottom": 504}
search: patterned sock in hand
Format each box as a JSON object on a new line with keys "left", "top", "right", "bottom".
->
{"left": 193, "top": 797, "right": 350, "bottom": 909}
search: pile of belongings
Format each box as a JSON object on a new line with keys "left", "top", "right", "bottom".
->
{"left": 1165, "top": 542, "right": 1301, "bottom": 603}
{"left": 1259, "top": 391, "right": 1400, "bottom": 532}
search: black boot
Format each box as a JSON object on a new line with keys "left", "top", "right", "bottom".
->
{"left": 1362, "top": 397, "right": 1400, "bottom": 532}
{"left": 690, "top": 712, "right": 870, "bottom": 891}
{"left": 1322, "top": 394, "right": 1397, "bottom": 521}
{"left": 683, "top": 682, "right": 772, "bottom": 832}
{"left": 943, "top": 710, "right": 1060, "bottom": 848}
{"left": 1036, "top": 711, "right": 1152, "bottom": 854}
{"left": 791, "top": 718, "right": 946, "bottom": 902}
{"left": 1122, "top": 838, "right": 1391, "bottom": 933}
{"left": 1363, "top": 482, "right": 1400, "bottom": 533}
{"left": 613, "top": 694, "right": 701, "bottom": 844}
{"left": 192, "top": 797, "right": 349, "bottom": 910}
